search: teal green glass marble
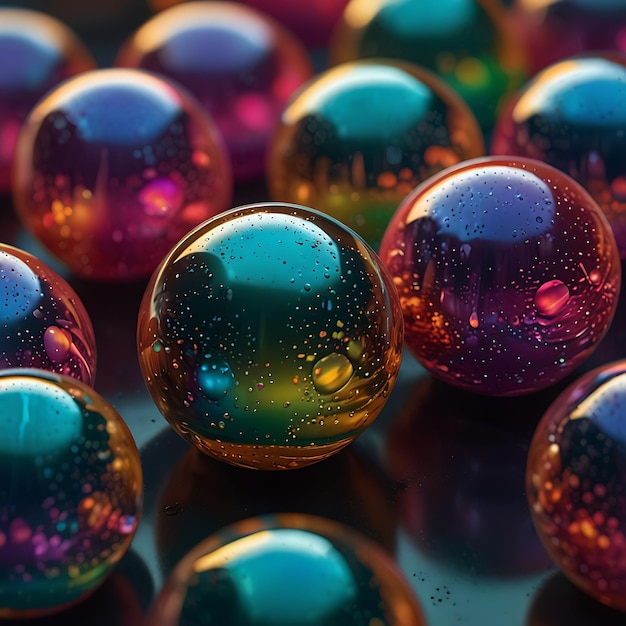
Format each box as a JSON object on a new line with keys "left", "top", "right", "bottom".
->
{"left": 267, "top": 60, "right": 484, "bottom": 249}
{"left": 137, "top": 202, "right": 404, "bottom": 470}
{"left": 0, "top": 369, "right": 143, "bottom": 619}
{"left": 146, "top": 514, "right": 427, "bottom": 626}
{"left": 329, "top": 0, "right": 527, "bottom": 129}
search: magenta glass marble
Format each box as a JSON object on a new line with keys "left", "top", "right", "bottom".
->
{"left": 379, "top": 156, "right": 621, "bottom": 396}
{"left": 116, "top": 2, "right": 314, "bottom": 182}
{"left": 511, "top": 0, "right": 626, "bottom": 75}
{"left": 0, "top": 8, "right": 95, "bottom": 194}
{"left": 0, "top": 368, "right": 143, "bottom": 619}
{"left": 12, "top": 68, "right": 232, "bottom": 282}
{"left": 0, "top": 243, "right": 96, "bottom": 385}
{"left": 527, "top": 360, "right": 626, "bottom": 612}
{"left": 492, "top": 54, "right": 626, "bottom": 259}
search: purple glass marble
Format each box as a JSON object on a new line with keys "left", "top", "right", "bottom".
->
{"left": 0, "top": 8, "right": 95, "bottom": 194}
{"left": 527, "top": 360, "right": 626, "bottom": 612}
{"left": 12, "top": 68, "right": 232, "bottom": 282}
{"left": 492, "top": 53, "right": 626, "bottom": 259}
{"left": 116, "top": 2, "right": 314, "bottom": 182}
{"left": 511, "top": 0, "right": 626, "bottom": 75}
{"left": 0, "top": 243, "right": 96, "bottom": 385}
{"left": 379, "top": 157, "right": 621, "bottom": 396}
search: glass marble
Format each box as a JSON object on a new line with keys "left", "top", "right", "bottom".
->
{"left": 13, "top": 68, "right": 232, "bottom": 282}
{"left": 145, "top": 514, "right": 426, "bottom": 626}
{"left": 0, "top": 8, "right": 95, "bottom": 194}
{"left": 0, "top": 243, "right": 96, "bottom": 385}
{"left": 527, "top": 360, "right": 626, "bottom": 613}
{"left": 0, "top": 369, "right": 143, "bottom": 619}
{"left": 329, "top": 0, "right": 526, "bottom": 129}
{"left": 511, "top": 0, "right": 626, "bottom": 76}
{"left": 379, "top": 156, "right": 621, "bottom": 396}
{"left": 116, "top": 2, "right": 314, "bottom": 182}
{"left": 491, "top": 54, "right": 626, "bottom": 259}
{"left": 267, "top": 60, "right": 485, "bottom": 249}
{"left": 137, "top": 202, "right": 404, "bottom": 470}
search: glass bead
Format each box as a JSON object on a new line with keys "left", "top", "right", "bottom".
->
{"left": 137, "top": 202, "right": 404, "bottom": 470}
{"left": 0, "top": 369, "right": 143, "bottom": 618}
{"left": 267, "top": 59, "right": 484, "bottom": 249}
{"left": 492, "top": 53, "right": 626, "bottom": 259}
{"left": 145, "top": 514, "right": 426, "bottom": 626}
{"left": 379, "top": 156, "right": 621, "bottom": 396}
{"left": 0, "top": 243, "right": 96, "bottom": 385}
{"left": 527, "top": 360, "right": 626, "bottom": 612}
{"left": 12, "top": 68, "right": 232, "bottom": 282}
{"left": 116, "top": 1, "right": 314, "bottom": 182}
{"left": 0, "top": 8, "right": 95, "bottom": 194}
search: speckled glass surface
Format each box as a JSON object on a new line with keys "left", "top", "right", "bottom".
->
{"left": 378, "top": 156, "right": 621, "bottom": 396}
{"left": 0, "top": 369, "right": 143, "bottom": 619}
{"left": 0, "top": 8, "right": 95, "bottom": 194}
{"left": 12, "top": 68, "right": 232, "bottom": 282}
{"left": 0, "top": 243, "right": 96, "bottom": 384}
{"left": 116, "top": 1, "right": 314, "bottom": 182}
{"left": 527, "top": 360, "right": 626, "bottom": 612}
{"left": 145, "top": 514, "right": 427, "bottom": 626}
{"left": 492, "top": 54, "right": 626, "bottom": 259}
{"left": 137, "top": 202, "right": 404, "bottom": 470}
{"left": 267, "top": 60, "right": 485, "bottom": 249}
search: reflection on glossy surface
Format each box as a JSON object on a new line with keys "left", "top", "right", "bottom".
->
{"left": 329, "top": 0, "right": 526, "bottom": 129}
{"left": 137, "top": 202, "right": 404, "bottom": 469}
{"left": 492, "top": 54, "right": 626, "bottom": 259}
{"left": 152, "top": 435, "right": 396, "bottom": 574}
{"left": 13, "top": 68, "right": 232, "bottom": 282}
{"left": 527, "top": 361, "right": 626, "bottom": 613}
{"left": 146, "top": 514, "right": 427, "bottom": 626}
{"left": 0, "top": 369, "right": 143, "bottom": 619}
{"left": 511, "top": 0, "right": 626, "bottom": 75}
{"left": 0, "top": 8, "right": 95, "bottom": 193}
{"left": 268, "top": 60, "right": 484, "bottom": 248}
{"left": 379, "top": 157, "right": 621, "bottom": 396}
{"left": 0, "top": 243, "right": 96, "bottom": 384}
{"left": 386, "top": 376, "right": 553, "bottom": 577}
{"left": 527, "top": 570, "right": 626, "bottom": 626}
{"left": 116, "top": 1, "right": 314, "bottom": 182}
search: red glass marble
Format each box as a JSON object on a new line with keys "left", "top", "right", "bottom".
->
{"left": 0, "top": 8, "right": 95, "bottom": 194}
{"left": 527, "top": 360, "right": 626, "bottom": 612}
{"left": 491, "top": 53, "right": 626, "bottom": 259}
{"left": 116, "top": 1, "right": 314, "bottom": 182}
{"left": 0, "top": 243, "right": 96, "bottom": 385}
{"left": 12, "top": 68, "right": 232, "bottom": 282}
{"left": 379, "top": 156, "right": 621, "bottom": 396}
{"left": 511, "top": 0, "right": 626, "bottom": 76}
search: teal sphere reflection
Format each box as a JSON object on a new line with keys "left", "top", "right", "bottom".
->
{"left": 147, "top": 514, "right": 426, "bottom": 626}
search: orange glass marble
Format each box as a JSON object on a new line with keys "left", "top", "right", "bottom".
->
{"left": 13, "top": 68, "right": 232, "bottom": 282}
{"left": 146, "top": 514, "right": 427, "bottom": 626}
{"left": 267, "top": 60, "right": 484, "bottom": 249}
{"left": 0, "top": 8, "right": 95, "bottom": 194}
{"left": 137, "top": 202, "right": 404, "bottom": 470}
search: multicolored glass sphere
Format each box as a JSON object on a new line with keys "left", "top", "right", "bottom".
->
{"left": 137, "top": 202, "right": 404, "bottom": 470}
{"left": 0, "top": 243, "right": 96, "bottom": 385}
{"left": 511, "top": 0, "right": 626, "bottom": 76}
{"left": 329, "top": 0, "right": 526, "bottom": 129}
{"left": 491, "top": 53, "right": 626, "bottom": 259}
{"left": 527, "top": 360, "right": 626, "bottom": 613}
{"left": 267, "top": 60, "right": 485, "bottom": 249}
{"left": 146, "top": 514, "right": 426, "bottom": 626}
{"left": 0, "top": 8, "right": 95, "bottom": 194}
{"left": 116, "top": 1, "right": 314, "bottom": 182}
{"left": 13, "top": 68, "right": 232, "bottom": 282}
{"left": 0, "top": 369, "right": 143, "bottom": 619}
{"left": 378, "top": 156, "right": 621, "bottom": 396}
